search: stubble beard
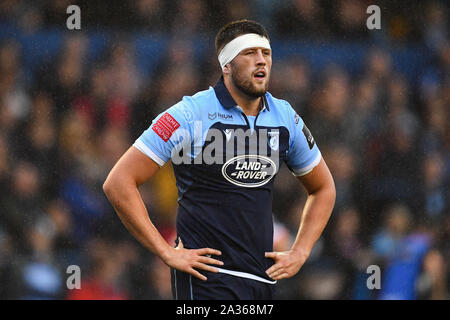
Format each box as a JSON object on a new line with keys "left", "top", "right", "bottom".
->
{"left": 230, "top": 66, "right": 269, "bottom": 99}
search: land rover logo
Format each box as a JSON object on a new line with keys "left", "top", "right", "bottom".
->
{"left": 221, "top": 155, "right": 277, "bottom": 188}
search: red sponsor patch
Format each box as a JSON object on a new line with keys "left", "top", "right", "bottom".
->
{"left": 152, "top": 112, "right": 180, "bottom": 142}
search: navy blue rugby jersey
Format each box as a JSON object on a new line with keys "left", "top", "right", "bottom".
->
{"left": 133, "top": 77, "right": 321, "bottom": 283}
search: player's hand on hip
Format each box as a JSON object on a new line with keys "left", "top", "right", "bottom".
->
{"left": 264, "top": 250, "right": 308, "bottom": 280}
{"left": 164, "top": 238, "right": 223, "bottom": 281}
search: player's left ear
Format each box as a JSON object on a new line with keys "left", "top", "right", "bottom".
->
{"left": 222, "top": 64, "right": 231, "bottom": 75}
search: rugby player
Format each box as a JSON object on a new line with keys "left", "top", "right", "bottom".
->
{"left": 103, "top": 19, "right": 336, "bottom": 299}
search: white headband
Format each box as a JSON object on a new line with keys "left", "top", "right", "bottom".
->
{"left": 218, "top": 33, "right": 271, "bottom": 69}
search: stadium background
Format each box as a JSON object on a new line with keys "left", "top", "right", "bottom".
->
{"left": 0, "top": 0, "right": 448, "bottom": 300}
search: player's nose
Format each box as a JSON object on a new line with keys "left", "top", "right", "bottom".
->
{"left": 254, "top": 49, "right": 266, "bottom": 66}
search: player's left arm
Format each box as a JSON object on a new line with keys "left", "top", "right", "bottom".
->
{"left": 265, "top": 106, "right": 335, "bottom": 280}
{"left": 265, "top": 158, "right": 335, "bottom": 280}
{"left": 265, "top": 157, "right": 335, "bottom": 280}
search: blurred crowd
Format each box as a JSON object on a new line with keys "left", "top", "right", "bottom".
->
{"left": 0, "top": 0, "right": 449, "bottom": 300}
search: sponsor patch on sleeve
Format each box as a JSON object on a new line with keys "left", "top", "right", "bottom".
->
{"left": 152, "top": 112, "right": 180, "bottom": 142}
{"left": 302, "top": 124, "right": 315, "bottom": 149}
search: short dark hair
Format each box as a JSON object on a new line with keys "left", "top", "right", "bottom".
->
{"left": 215, "top": 19, "right": 270, "bottom": 55}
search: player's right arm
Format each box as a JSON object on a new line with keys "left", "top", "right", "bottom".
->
{"left": 103, "top": 102, "right": 223, "bottom": 281}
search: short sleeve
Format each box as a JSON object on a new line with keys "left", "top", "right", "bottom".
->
{"left": 285, "top": 110, "right": 322, "bottom": 176}
{"left": 133, "top": 101, "right": 193, "bottom": 166}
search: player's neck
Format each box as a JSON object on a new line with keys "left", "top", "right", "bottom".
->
{"left": 224, "top": 77, "right": 262, "bottom": 116}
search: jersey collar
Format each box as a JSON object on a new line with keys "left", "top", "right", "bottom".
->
{"left": 213, "top": 76, "right": 270, "bottom": 112}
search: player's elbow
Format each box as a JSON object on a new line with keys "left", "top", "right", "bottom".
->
{"left": 102, "top": 175, "right": 114, "bottom": 199}
{"left": 103, "top": 171, "right": 122, "bottom": 200}
{"left": 103, "top": 169, "right": 136, "bottom": 201}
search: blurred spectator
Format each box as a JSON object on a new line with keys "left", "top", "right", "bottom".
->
{"left": 334, "top": 0, "right": 370, "bottom": 39}
{"left": 363, "top": 74, "right": 422, "bottom": 216}
{"left": 142, "top": 257, "right": 173, "bottom": 300}
{"left": 346, "top": 78, "right": 380, "bottom": 154}
{"left": 270, "top": 56, "right": 311, "bottom": 114}
{"left": 57, "top": 110, "right": 110, "bottom": 242}
{"left": 69, "top": 40, "right": 140, "bottom": 134}
{"left": 0, "top": 133, "right": 10, "bottom": 192}
{"left": 132, "top": 0, "right": 167, "bottom": 32}
{"left": 324, "top": 146, "right": 357, "bottom": 210}
{"left": 306, "top": 65, "right": 351, "bottom": 147}
{"left": 422, "top": 152, "right": 448, "bottom": 221}
{"left": 0, "top": 40, "right": 30, "bottom": 133}
{"left": 12, "top": 91, "right": 59, "bottom": 196}
{"left": 225, "top": 0, "right": 251, "bottom": 23}
{"left": 0, "top": 225, "right": 22, "bottom": 299}
{"left": 372, "top": 204, "right": 431, "bottom": 300}
{"left": 295, "top": 259, "right": 346, "bottom": 299}
{"left": 170, "top": 0, "right": 208, "bottom": 36}
{"left": 0, "top": 0, "right": 26, "bottom": 25}
{"left": 45, "top": 199, "right": 79, "bottom": 264}
{"left": 66, "top": 238, "right": 130, "bottom": 300}
{"left": 21, "top": 213, "right": 65, "bottom": 299}
{"left": 420, "top": 94, "right": 448, "bottom": 154}
{"left": 274, "top": 0, "right": 328, "bottom": 38}
{"left": 36, "top": 34, "right": 88, "bottom": 121}
{"left": 326, "top": 207, "right": 365, "bottom": 299}
{"left": 380, "top": 230, "right": 431, "bottom": 300}
{"left": 329, "top": 207, "right": 364, "bottom": 262}
{"left": 363, "top": 47, "right": 393, "bottom": 96}
{"left": 1, "top": 161, "right": 43, "bottom": 251}
{"left": 372, "top": 204, "right": 413, "bottom": 260}
{"left": 42, "top": 0, "right": 73, "bottom": 27}
{"left": 416, "top": 249, "right": 448, "bottom": 299}
{"left": 273, "top": 217, "right": 292, "bottom": 252}
{"left": 421, "top": 1, "right": 448, "bottom": 52}
{"left": 436, "top": 214, "right": 450, "bottom": 295}
{"left": 106, "top": 40, "right": 142, "bottom": 105}
{"left": 71, "top": 66, "right": 128, "bottom": 133}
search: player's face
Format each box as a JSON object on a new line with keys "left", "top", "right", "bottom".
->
{"left": 229, "top": 47, "right": 272, "bottom": 98}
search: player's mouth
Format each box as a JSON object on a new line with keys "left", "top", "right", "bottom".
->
{"left": 253, "top": 70, "right": 267, "bottom": 81}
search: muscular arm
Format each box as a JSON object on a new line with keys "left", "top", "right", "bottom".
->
{"left": 265, "top": 157, "right": 336, "bottom": 280}
{"left": 292, "top": 157, "right": 336, "bottom": 256}
{"left": 103, "top": 146, "right": 223, "bottom": 281}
